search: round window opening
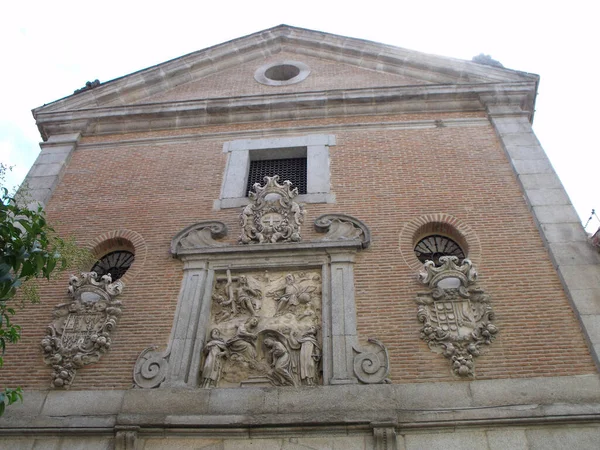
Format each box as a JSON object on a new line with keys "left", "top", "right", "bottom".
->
{"left": 254, "top": 60, "right": 310, "bottom": 86}
{"left": 90, "top": 250, "right": 135, "bottom": 281}
{"left": 264, "top": 64, "right": 301, "bottom": 81}
{"left": 414, "top": 235, "right": 465, "bottom": 266}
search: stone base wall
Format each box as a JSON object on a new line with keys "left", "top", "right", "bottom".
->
{"left": 2, "top": 375, "right": 600, "bottom": 450}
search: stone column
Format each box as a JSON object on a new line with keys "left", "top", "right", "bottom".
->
{"left": 487, "top": 103, "right": 600, "bottom": 369}
{"left": 21, "top": 132, "right": 80, "bottom": 209}
{"left": 328, "top": 249, "right": 359, "bottom": 384}
{"left": 163, "top": 260, "right": 214, "bottom": 387}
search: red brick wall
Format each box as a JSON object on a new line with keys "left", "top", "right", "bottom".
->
{"left": 2, "top": 113, "right": 595, "bottom": 390}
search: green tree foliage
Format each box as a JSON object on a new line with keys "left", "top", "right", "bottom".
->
{"left": 0, "top": 164, "right": 91, "bottom": 415}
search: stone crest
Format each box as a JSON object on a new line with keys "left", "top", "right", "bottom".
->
{"left": 415, "top": 256, "right": 497, "bottom": 377}
{"left": 239, "top": 175, "right": 305, "bottom": 244}
{"left": 201, "top": 269, "right": 321, "bottom": 388}
{"left": 40, "top": 272, "right": 124, "bottom": 388}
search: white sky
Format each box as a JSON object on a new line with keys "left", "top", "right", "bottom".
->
{"left": 1, "top": 1, "right": 597, "bottom": 230}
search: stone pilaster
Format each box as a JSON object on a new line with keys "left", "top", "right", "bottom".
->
{"left": 163, "top": 260, "right": 213, "bottom": 388}
{"left": 20, "top": 132, "right": 80, "bottom": 209}
{"left": 328, "top": 249, "right": 359, "bottom": 384}
{"left": 487, "top": 103, "right": 600, "bottom": 369}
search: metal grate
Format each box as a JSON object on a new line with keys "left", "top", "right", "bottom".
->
{"left": 414, "top": 235, "right": 465, "bottom": 266}
{"left": 90, "top": 251, "right": 135, "bottom": 281}
{"left": 246, "top": 158, "right": 307, "bottom": 195}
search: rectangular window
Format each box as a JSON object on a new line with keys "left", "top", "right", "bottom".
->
{"left": 217, "top": 134, "right": 335, "bottom": 209}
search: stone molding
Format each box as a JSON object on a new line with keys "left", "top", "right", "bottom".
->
{"left": 76, "top": 118, "right": 489, "bottom": 152}
{"left": 34, "top": 83, "right": 535, "bottom": 139}
{"left": 2, "top": 375, "right": 600, "bottom": 436}
{"left": 485, "top": 101, "right": 600, "bottom": 370}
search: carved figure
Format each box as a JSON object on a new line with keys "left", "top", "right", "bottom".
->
{"left": 227, "top": 317, "right": 259, "bottom": 360}
{"left": 271, "top": 273, "right": 316, "bottom": 316}
{"left": 295, "top": 326, "right": 321, "bottom": 385}
{"left": 200, "top": 329, "right": 228, "bottom": 388}
{"left": 264, "top": 338, "right": 295, "bottom": 386}
{"left": 235, "top": 275, "right": 261, "bottom": 316}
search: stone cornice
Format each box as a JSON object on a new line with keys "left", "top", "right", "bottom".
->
{"left": 35, "top": 81, "right": 536, "bottom": 140}
{"left": 32, "top": 25, "right": 538, "bottom": 122}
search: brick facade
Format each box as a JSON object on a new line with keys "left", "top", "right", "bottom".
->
{"left": 3, "top": 25, "right": 599, "bottom": 449}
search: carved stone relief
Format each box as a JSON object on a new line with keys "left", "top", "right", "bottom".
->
{"left": 201, "top": 269, "right": 322, "bottom": 387}
{"left": 315, "top": 214, "right": 371, "bottom": 248}
{"left": 415, "top": 256, "right": 497, "bottom": 377}
{"left": 41, "top": 272, "right": 124, "bottom": 388}
{"left": 239, "top": 175, "right": 306, "bottom": 244}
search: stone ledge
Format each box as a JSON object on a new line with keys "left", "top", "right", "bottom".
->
{"left": 2, "top": 375, "right": 599, "bottom": 432}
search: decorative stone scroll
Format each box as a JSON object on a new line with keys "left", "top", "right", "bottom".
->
{"left": 314, "top": 214, "right": 371, "bottom": 248}
{"left": 239, "top": 175, "right": 306, "bottom": 244}
{"left": 415, "top": 256, "right": 497, "bottom": 377}
{"left": 41, "top": 272, "right": 124, "bottom": 388}
{"left": 201, "top": 269, "right": 322, "bottom": 388}
{"left": 353, "top": 338, "right": 391, "bottom": 384}
{"left": 171, "top": 221, "right": 227, "bottom": 255}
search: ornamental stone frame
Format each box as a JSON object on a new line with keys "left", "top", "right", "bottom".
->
{"left": 215, "top": 134, "right": 336, "bottom": 209}
{"left": 134, "top": 215, "right": 389, "bottom": 389}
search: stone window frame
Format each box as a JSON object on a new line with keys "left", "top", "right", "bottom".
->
{"left": 215, "top": 134, "right": 335, "bottom": 209}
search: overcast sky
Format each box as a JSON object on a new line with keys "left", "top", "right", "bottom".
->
{"left": 1, "top": 1, "right": 597, "bottom": 230}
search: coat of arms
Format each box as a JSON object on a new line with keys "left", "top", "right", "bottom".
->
{"left": 239, "top": 175, "right": 305, "bottom": 244}
{"left": 415, "top": 256, "right": 497, "bottom": 377}
{"left": 41, "top": 272, "right": 124, "bottom": 388}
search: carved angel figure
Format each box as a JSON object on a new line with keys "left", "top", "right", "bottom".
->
{"left": 201, "top": 328, "right": 227, "bottom": 388}
{"left": 274, "top": 274, "right": 315, "bottom": 316}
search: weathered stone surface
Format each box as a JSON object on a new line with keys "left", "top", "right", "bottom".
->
{"left": 541, "top": 223, "right": 588, "bottom": 243}
{"left": 525, "top": 426, "right": 600, "bottom": 450}
{"left": 526, "top": 188, "right": 570, "bottom": 206}
{"left": 404, "top": 430, "right": 488, "bottom": 450}
{"left": 486, "top": 429, "right": 529, "bottom": 450}
{"left": 469, "top": 374, "right": 600, "bottom": 406}
{"left": 42, "top": 390, "right": 124, "bottom": 416}
{"left": 570, "top": 288, "right": 600, "bottom": 315}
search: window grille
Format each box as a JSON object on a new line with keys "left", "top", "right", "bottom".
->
{"left": 90, "top": 251, "right": 135, "bottom": 281}
{"left": 246, "top": 158, "right": 307, "bottom": 195}
{"left": 414, "top": 235, "right": 465, "bottom": 265}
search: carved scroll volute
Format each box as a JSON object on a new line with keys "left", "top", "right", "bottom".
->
{"left": 170, "top": 221, "right": 228, "bottom": 256}
{"left": 314, "top": 214, "right": 371, "bottom": 248}
{"left": 353, "top": 338, "right": 391, "bottom": 384}
{"left": 239, "top": 175, "right": 306, "bottom": 244}
{"left": 41, "top": 272, "right": 124, "bottom": 388}
{"left": 415, "top": 256, "right": 497, "bottom": 377}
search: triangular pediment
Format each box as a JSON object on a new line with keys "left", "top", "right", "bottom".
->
{"left": 131, "top": 50, "right": 430, "bottom": 105}
{"left": 34, "top": 25, "right": 538, "bottom": 115}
